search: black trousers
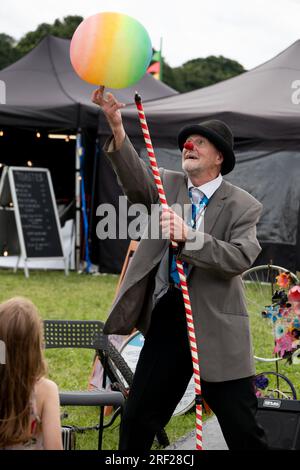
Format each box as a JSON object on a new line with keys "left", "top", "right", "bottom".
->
{"left": 119, "top": 288, "right": 268, "bottom": 450}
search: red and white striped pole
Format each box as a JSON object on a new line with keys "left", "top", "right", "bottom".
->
{"left": 135, "top": 93, "right": 203, "bottom": 450}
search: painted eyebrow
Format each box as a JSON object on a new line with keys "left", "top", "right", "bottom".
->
{"left": 188, "top": 138, "right": 205, "bottom": 144}
{"left": 187, "top": 136, "right": 206, "bottom": 141}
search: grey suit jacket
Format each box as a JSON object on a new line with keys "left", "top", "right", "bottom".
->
{"left": 102, "top": 135, "right": 263, "bottom": 382}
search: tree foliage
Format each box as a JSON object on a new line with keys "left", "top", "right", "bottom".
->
{"left": 162, "top": 55, "right": 245, "bottom": 92}
{"left": 15, "top": 16, "right": 83, "bottom": 56}
{"left": 0, "top": 33, "right": 19, "bottom": 70}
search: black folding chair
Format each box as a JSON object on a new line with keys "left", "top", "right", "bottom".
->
{"left": 43, "top": 320, "right": 124, "bottom": 450}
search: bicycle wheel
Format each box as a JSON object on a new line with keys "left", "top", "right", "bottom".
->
{"left": 119, "top": 331, "right": 195, "bottom": 416}
{"left": 253, "top": 371, "right": 297, "bottom": 400}
{"left": 242, "top": 265, "right": 298, "bottom": 361}
{"left": 94, "top": 321, "right": 134, "bottom": 391}
{"left": 98, "top": 328, "right": 170, "bottom": 448}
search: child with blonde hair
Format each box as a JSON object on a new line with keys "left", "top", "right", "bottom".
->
{"left": 0, "top": 297, "right": 63, "bottom": 450}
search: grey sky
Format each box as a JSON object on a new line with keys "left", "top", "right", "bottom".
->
{"left": 0, "top": 0, "right": 300, "bottom": 69}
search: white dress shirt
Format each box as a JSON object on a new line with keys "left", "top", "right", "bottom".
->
{"left": 187, "top": 173, "right": 223, "bottom": 229}
{"left": 187, "top": 173, "right": 223, "bottom": 200}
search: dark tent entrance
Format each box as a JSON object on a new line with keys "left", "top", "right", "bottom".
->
{"left": 0, "top": 124, "right": 141, "bottom": 272}
{"left": 228, "top": 140, "right": 300, "bottom": 273}
{"left": 0, "top": 128, "right": 77, "bottom": 202}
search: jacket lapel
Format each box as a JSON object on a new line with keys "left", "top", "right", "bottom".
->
{"left": 203, "top": 180, "right": 229, "bottom": 234}
{"left": 176, "top": 175, "right": 192, "bottom": 222}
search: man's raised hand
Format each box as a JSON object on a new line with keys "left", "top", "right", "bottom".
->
{"left": 91, "top": 86, "right": 126, "bottom": 147}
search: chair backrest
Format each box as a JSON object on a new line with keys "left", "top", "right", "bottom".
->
{"left": 44, "top": 320, "right": 108, "bottom": 351}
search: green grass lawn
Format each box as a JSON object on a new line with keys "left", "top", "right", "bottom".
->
{"left": 1, "top": 269, "right": 299, "bottom": 450}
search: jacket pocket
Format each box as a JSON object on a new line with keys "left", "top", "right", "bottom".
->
{"left": 220, "top": 311, "right": 249, "bottom": 317}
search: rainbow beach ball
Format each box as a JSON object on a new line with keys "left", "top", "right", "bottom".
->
{"left": 70, "top": 12, "right": 153, "bottom": 89}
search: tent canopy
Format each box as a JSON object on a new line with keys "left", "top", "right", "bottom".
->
{"left": 121, "top": 40, "right": 300, "bottom": 142}
{"left": 0, "top": 35, "right": 177, "bottom": 129}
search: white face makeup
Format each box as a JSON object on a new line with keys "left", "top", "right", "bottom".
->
{"left": 182, "top": 134, "right": 223, "bottom": 178}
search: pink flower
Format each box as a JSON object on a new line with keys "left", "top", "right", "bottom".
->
{"left": 274, "top": 333, "right": 295, "bottom": 357}
{"left": 294, "top": 303, "right": 300, "bottom": 316}
{"left": 288, "top": 285, "right": 300, "bottom": 302}
{"left": 279, "top": 306, "right": 293, "bottom": 318}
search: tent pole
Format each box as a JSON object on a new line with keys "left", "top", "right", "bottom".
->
{"left": 75, "top": 129, "right": 82, "bottom": 272}
{"left": 88, "top": 129, "right": 100, "bottom": 262}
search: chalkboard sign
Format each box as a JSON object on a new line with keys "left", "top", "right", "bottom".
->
{"left": 11, "top": 168, "right": 63, "bottom": 258}
{"left": 0, "top": 166, "right": 67, "bottom": 277}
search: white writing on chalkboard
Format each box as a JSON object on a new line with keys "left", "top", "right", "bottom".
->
{"left": 12, "top": 169, "right": 63, "bottom": 258}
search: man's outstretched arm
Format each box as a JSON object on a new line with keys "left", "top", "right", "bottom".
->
{"left": 92, "top": 87, "right": 160, "bottom": 209}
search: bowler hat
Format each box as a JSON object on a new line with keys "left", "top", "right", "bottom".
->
{"left": 178, "top": 120, "right": 235, "bottom": 175}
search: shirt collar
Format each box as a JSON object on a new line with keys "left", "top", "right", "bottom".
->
{"left": 188, "top": 173, "right": 223, "bottom": 200}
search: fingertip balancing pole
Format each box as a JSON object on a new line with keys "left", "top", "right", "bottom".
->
{"left": 134, "top": 92, "right": 203, "bottom": 451}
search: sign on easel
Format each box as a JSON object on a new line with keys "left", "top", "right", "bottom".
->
{"left": 0, "top": 166, "right": 68, "bottom": 277}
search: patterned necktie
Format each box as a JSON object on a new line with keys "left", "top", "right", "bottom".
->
{"left": 189, "top": 187, "right": 209, "bottom": 229}
{"left": 169, "top": 188, "right": 209, "bottom": 286}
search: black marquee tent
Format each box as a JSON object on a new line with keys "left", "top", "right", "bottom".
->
{"left": 96, "top": 40, "right": 300, "bottom": 273}
{"left": 0, "top": 36, "right": 299, "bottom": 274}
{"left": 120, "top": 39, "right": 300, "bottom": 140}
{"left": 0, "top": 35, "right": 177, "bottom": 270}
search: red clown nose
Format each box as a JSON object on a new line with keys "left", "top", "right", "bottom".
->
{"left": 184, "top": 141, "right": 194, "bottom": 151}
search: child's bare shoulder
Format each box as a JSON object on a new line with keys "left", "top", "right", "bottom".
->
{"left": 35, "top": 377, "right": 59, "bottom": 396}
